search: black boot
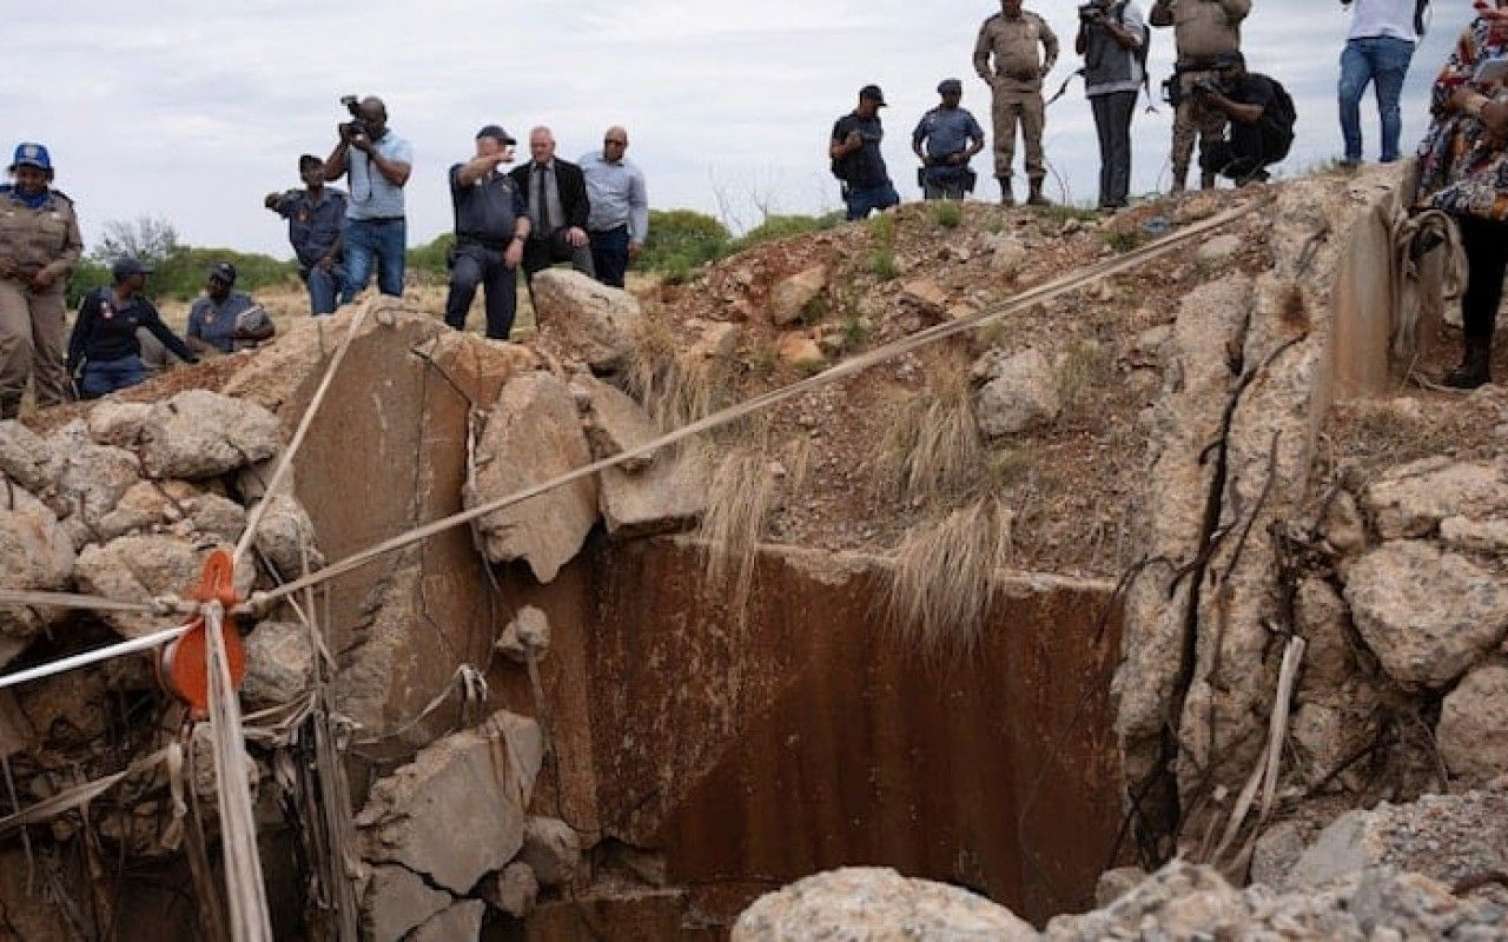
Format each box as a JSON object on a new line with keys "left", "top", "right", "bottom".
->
{"left": 1444, "top": 337, "right": 1493, "bottom": 390}
{"left": 1027, "top": 178, "right": 1051, "bottom": 207}
{"left": 999, "top": 177, "right": 1015, "bottom": 207}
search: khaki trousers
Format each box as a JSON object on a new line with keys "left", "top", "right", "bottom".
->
{"left": 992, "top": 88, "right": 1047, "bottom": 183}
{"left": 0, "top": 278, "right": 69, "bottom": 418}
{"left": 1171, "top": 71, "right": 1230, "bottom": 185}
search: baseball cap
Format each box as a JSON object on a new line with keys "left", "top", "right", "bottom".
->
{"left": 209, "top": 262, "right": 237, "bottom": 285}
{"left": 938, "top": 78, "right": 964, "bottom": 96}
{"left": 111, "top": 257, "right": 153, "bottom": 281}
{"left": 476, "top": 125, "right": 517, "bottom": 145}
{"left": 859, "top": 84, "right": 887, "bottom": 107}
{"left": 9, "top": 143, "right": 52, "bottom": 173}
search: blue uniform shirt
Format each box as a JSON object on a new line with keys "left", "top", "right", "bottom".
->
{"left": 273, "top": 188, "right": 347, "bottom": 269}
{"left": 187, "top": 291, "right": 256, "bottom": 354}
{"left": 912, "top": 107, "right": 986, "bottom": 181}
{"left": 449, "top": 166, "right": 527, "bottom": 245}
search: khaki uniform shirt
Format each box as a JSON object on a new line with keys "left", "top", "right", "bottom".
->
{"left": 0, "top": 189, "right": 83, "bottom": 283}
{"left": 1149, "top": 0, "right": 1250, "bottom": 65}
{"left": 974, "top": 11, "right": 1060, "bottom": 93}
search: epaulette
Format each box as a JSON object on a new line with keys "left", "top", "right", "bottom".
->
{"left": 48, "top": 190, "right": 73, "bottom": 205}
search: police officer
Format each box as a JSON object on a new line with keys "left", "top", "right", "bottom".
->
{"left": 830, "top": 86, "right": 902, "bottom": 221}
{"left": 186, "top": 263, "right": 272, "bottom": 355}
{"left": 974, "top": 0, "right": 1060, "bottom": 206}
{"left": 265, "top": 155, "right": 349, "bottom": 315}
{"left": 67, "top": 258, "right": 197, "bottom": 399}
{"left": 913, "top": 79, "right": 988, "bottom": 200}
{"left": 1149, "top": 0, "right": 1252, "bottom": 192}
{"left": 445, "top": 125, "right": 531, "bottom": 341}
{"left": 0, "top": 143, "right": 82, "bottom": 418}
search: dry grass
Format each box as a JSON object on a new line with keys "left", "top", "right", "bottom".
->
{"left": 697, "top": 434, "right": 808, "bottom": 620}
{"left": 884, "top": 496, "right": 1013, "bottom": 660}
{"left": 1057, "top": 339, "right": 1116, "bottom": 422}
{"left": 874, "top": 362, "right": 985, "bottom": 506}
{"left": 621, "top": 313, "right": 720, "bottom": 431}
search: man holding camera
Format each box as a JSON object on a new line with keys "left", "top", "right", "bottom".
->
{"left": 831, "top": 85, "right": 902, "bottom": 220}
{"left": 445, "top": 126, "right": 531, "bottom": 341}
{"left": 265, "top": 155, "right": 348, "bottom": 315}
{"left": 1192, "top": 52, "right": 1296, "bottom": 184}
{"left": 973, "top": 0, "right": 1060, "bottom": 207}
{"left": 912, "top": 79, "right": 987, "bottom": 201}
{"left": 1078, "top": 0, "right": 1150, "bottom": 211}
{"left": 1150, "top": 0, "right": 1252, "bottom": 193}
{"left": 323, "top": 96, "right": 412, "bottom": 298}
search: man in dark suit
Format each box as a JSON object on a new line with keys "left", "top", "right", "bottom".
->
{"left": 509, "top": 127, "right": 595, "bottom": 281}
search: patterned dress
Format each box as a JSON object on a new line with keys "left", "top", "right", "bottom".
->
{"left": 1417, "top": 16, "right": 1508, "bottom": 220}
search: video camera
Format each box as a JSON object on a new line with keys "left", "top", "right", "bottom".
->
{"left": 1192, "top": 78, "right": 1224, "bottom": 98}
{"left": 339, "top": 95, "right": 372, "bottom": 141}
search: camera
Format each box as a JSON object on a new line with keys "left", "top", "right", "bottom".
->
{"left": 340, "top": 95, "right": 370, "bottom": 141}
{"left": 1192, "top": 78, "right": 1223, "bottom": 97}
{"left": 1079, "top": 1, "right": 1108, "bottom": 22}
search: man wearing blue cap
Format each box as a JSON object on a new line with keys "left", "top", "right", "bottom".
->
{"left": 831, "top": 85, "right": 902, "bottom": 220}
{"left": 913, "top": 80, "right": 987, "bottom": 200}
{"left": 67, "top": 258, "right": 198, "bottom": 399}
{"left": 446, "top": 126, "right": 531, "bottom": 340}
{"left": 0, "top": 143, "right": 83, "bottom": 418}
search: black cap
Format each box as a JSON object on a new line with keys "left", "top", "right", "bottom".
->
{"left": 111, "top": 257, "right": 153, "bottom": 281}
{"left": 209, "top": 262, "right": 237, "bottom": 286}
{"left": 476, "top": 124, "right": 517, "bottom": 145}
{"left": 938, "top": 78, "right": 963, "bottom": 96}
{"left": 859, "top": 84, "right": 887, "bottom": 106}
{"left": 298, "top": 153, "right": 323, "bottom": 171}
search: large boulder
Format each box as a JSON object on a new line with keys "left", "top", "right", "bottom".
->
{"left": 72, "top": 535, "right": 255, "bottom": 639}
{"left": 598, "top": 446, "right": 708, "bottom": 537}
{"left": 531, "top": 269, "right": 644, "bottom": 372}
{"left": 768, "top": 266, "right": 828, "bottom": 327}
{"left": 0, "top": 485, "right": 76, "bottom": 649}
{"left": 0, "top": 419, "right": 60, "bottom": 493}
{"left": 974, "top": 348, "right": 1061, "bottom": 438}
{"left": 355, "top": 710, "right": 544, "bottom": 896}
{"left": 466, "top": 373, "right": 599, "bottom": 584}
{"left": 51, "top": 423, "right": 143, "bottom": 539}
{"left": 95, "top": 480, "right": 246, "bottom": 543}
{"left": 135, "top": 390, "right": 282, "bottom": 479}
{"left": 732, "top": 868, "right": 1037, "bottom": 942}
{"left": 241, "top": 621, "right": 314, "bottom": 709}
{"left": 1437, "top": 659, "right": 1508, "bottom": 785}
{"left": 1362, "top": 458, "right": 1508, "bottom": 540}
{"left": 1343, "top": 540, "right": 1508, "bottom": 690}
{"left": 517, "top": 816, "right": 582, "bottom": 888}
{"left": 575, "top": 374, "right": 660, "bottom": 472}
{"left": 246, "top": 494, "right": 324, "bottom": 577}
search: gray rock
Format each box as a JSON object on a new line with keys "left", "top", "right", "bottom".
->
{"left": 137, "top": 390, "right": 282, "bottom": 479}
{"left": 466, "top": 373, "right": 599, "bottom": 584}
{"left": 495, "top": 606, "right": 550, "bottom": 665}
{"left": 1437, "top": 659, "right": 1508, "bottom": 786}
{"left": 531, "top": 269, "right": 644, "bottom": 371}
{"left": 94, "top": 480, "right": 247, "bottom": 543}
{"left": 1196, "top": 233, "right": 1242, "bottom": 264}
{"left": 518, "top": 816, "right": 582, "bottom": 888}
{"left": 241, "top": 621, "right": 314, "bottom": 709}
{"left": 1094, "top": 867, "right": 1147, "bottom": 907}
{"left": 52, "top": 426, "right": 143, "bottom": 540}
{"left": 85, "top": 400, "right": 153, "bottom": 448}
{"left": 1440, "top": 516, "right": 1508, "bottom": 556}
{"left": 974, "top": 348, "right": 1062, "bottom": 438}
{"left": 355, "top": 710, "right": 544, "bottom": 895}
{"left": 1363, "top": 458, "right": 1508, "bottom": 540}
{"left": 0, "top": 420, "right": 60, "bottom": 493}
{"left": 247, "top": 494, "right": 324, "bottom": 577}
{"left": 361, "top": 865, "right": 452, "bottom": 942}
{"left": 986, "top": 234, "right": 1028, "bottom": 279}
{"left": 768, "top": 265, "right": 828, "bottom": 326}
{"left": 575, "top": 374, "right": 659, "bottom": 472}
{"left": 72, "top": 535, "right": 255, "bottom": 640}
{"left": 1343, "top": 540, "right": 1508, "bottom": 690}
{"left": 408, "top": 900, "right": 485, "bottom": 942}
{"left": 598, "top": 445, "right": 708, "bottom": 538}
{"left": 1250, "top": 820, "right": 1310, "bottom": 888}
{"left": 733, "top": 868, "right": 1037, "bottom": 942}
{"left": 0, "top": 485, "right": 76, "bottom": 648}
{"left": 482, "top": 862, "right": 539, "bottom": 919}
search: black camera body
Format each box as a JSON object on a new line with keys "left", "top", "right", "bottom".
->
{"left": 1079, "top": 1, "right": 1110, "bottom": 22}
{"left": 1192, "top": 78, "right": 1223, "bottom": 97}
{"left": 340, "top": 95, "right": 371, "bottom": 141}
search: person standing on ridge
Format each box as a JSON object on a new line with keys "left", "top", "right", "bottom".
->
{"left": 0, "top": 143, "right": 82, "bottom": 418}
{"left": 445, "top": 125, "right": 531, "bottom": 341}
{"left": 1150, "top": 0, "right": 1251, "bottom": 193}
{"left": 830, "top": 85, "right": 902, "bottom": 220}
{"left": 1078, "top": 0, "right": 1151, "bottom": 211}
{"left": 974, "top": 0, "right": 1060, "bottom": 206}
{"left": 580, "top": 127, "right": 648, "bottom": 288}
{"left": 912, "top": 79, "right": 987, "bottom": 201}
{"left": 323, "top": 96, "right": 412, "bottom": 298}
{"left": 265, "top": 154, "right": 349, "bottom": 315}
{"left": 1338, "top": 0, "right": 1427, "bottom": 167}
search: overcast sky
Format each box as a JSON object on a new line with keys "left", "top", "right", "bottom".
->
{"left": 0, "top": 1, "right": 1477, "bottom": 258}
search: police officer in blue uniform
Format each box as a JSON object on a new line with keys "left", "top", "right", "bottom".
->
{"left": 445, "top": 126, "right": 532, "bottom": 341}
{"left": 66, "top": 258, "right": 197, "bottom": 399}
{"left": 912, "top": 79, "right": 988, "bottom": 200}
{"left": 265, "top": 155, "right": 349, "bottom": 315}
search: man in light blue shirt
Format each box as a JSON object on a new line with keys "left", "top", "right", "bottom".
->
{"left": 323, "top": 96, "right": 413, "bottom": 297}
{"left": 579, "top": 127, "right": 648, "bottom": 288}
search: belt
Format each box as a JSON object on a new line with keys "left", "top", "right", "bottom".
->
{"left": 589, "top": 224, "right": 628, "bottom": 234}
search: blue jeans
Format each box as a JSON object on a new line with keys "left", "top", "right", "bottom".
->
{"left": 80, "top": 355, "right": 146, "bottom": 399}
{"left": 304, "top": 264, "right": 348, "bottom": 316}
{"left": 843, "top": 182, "right": 901, "bottom": 221}
{"left": 1339, "top": 36, "right": 1416, "bottom": 163}
{"left": 589, "top": 225, "right": 632, "bottom": 288}
{"left": 344, "top": 218, "right": 406, "bottom": 297}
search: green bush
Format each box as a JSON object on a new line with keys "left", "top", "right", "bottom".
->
{"left": 408, "top": 232, "right": 456, "bottom": 283}
{"left": 66, "top": 260, "right": 111, "bottom": 309}
{"left": 930, "top": 201, "right": 963, "bottom": 229}
{"left": 70, "top": 247, "right": 299, "bottom": 305}
{"left": 639, "top": 210, "right": 730, "bottom": 276}
{"left": 729, "top": 213, "right": 842, "bottom": 254}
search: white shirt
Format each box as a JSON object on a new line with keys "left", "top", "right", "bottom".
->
{"left": 1348, "top": 0, "right": 1419, "bottom": 44}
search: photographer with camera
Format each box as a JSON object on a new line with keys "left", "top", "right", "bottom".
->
{"left": 912, "top": 79, "right": 986, "bottom": 201}
{"left": 1338, "top": 1, "right": 1428, "bottom": 167}
{"left": 445, "top": 126, "right": 531, "bottom": 341}
{"left": 1077, "top": 0, "right": 1150, "bottom": 211}
{"left": 830, "top": 85, "right": 901, "bottom": 220}
{"left": 322, "top": 95, "right": 412, "bottom": 299}
{"left": 974, "top": 0, "right": 1060, "bottom": 206}
{"left": 1191, "top": 51, "right": 1296, "bottom": 185}
{"left": 1150, "top": 0, "right": 1251, "bottom": 193}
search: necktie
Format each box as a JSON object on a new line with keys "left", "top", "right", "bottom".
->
{"left": 535, "top": 167, "right": 551, "bottom": 239}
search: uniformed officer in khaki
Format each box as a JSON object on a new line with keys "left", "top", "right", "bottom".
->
{"left": 974, "top": 0, "right": 1060, "bottom": 206}
{"left": 1149, "top": 0, "right": 1252, "bottom": 192}
{"left": 0, "top": 143, "right": 82, "bottom": 419}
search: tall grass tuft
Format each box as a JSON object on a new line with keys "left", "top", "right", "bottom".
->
{"left": 875, "top": 365, "right": 985, "bottom": 506}
{"left": 621, "top": 314, "right": 719, "bottom": 431}
{"left": 698, "top": 435, "right": 808, "bottom": 620}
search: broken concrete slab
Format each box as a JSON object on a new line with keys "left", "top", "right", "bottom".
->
{"left": 768, "top": 266, "right": 828, "bottom": 327}
{"left": 531, "top": 269, "right": 644, "bottom": 372}
{"left": 136, "top": 390, "right": 282, "bottom": 480}
{"left": 1343, "top": 540, "right": 1508, "bottom": 690}
{"left": 355, "top": 710, "right": 544, "bottom": 896}
{"left": 598, "top": 445, "right": 708, "bottom": 538}
{"left": 518, "top": 816, "right": 582, "bottom": 888}
{"left": 467, "top": 372, "right": 600, "bottom": 584}
{"left": 360, "top": 864, "right": 452, "bottom": 942}
{"left": 575, "top": 375, "right": 659, "bottom": 472}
